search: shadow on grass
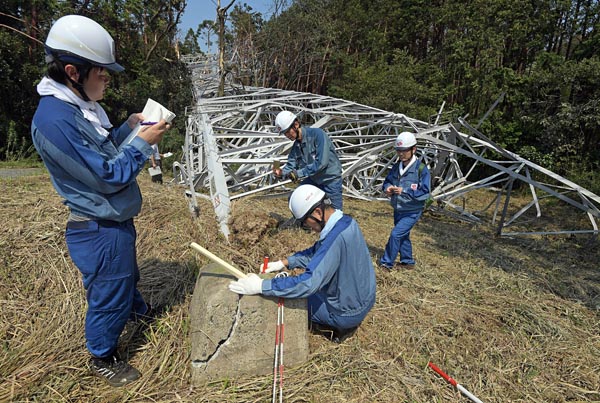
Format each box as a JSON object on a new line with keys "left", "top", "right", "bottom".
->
{"left": 417, "top": 211, "right": 600, "bottom": 311}
{"left": 119, "top": 258, "right": 198, "bottom": 359}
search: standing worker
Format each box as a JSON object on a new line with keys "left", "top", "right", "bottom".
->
{"left": 31, "top": 15, "right": 171, "bottom": 386}
{"left": 228, "top": 184, "right": 376, "bottom": 343}
{"left": 379, "top": 132, "right": 431, "bottom": 270}
{"left": 272, "top": 111, "right": 344, "bottom": 210}
{"left": 149, "top": 143, "right": 163, "bottom": 183}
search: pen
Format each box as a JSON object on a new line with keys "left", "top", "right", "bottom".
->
{"left": 140, "top": 121, "right": 158, "bottom": 126}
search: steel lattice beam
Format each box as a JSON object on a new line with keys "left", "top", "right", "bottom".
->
{"left": 175, "top": 54, "right": 600, "bottom": 241}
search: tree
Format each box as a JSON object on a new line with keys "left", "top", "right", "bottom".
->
{"left": 181, "top": 28, "right": 202, "bottom": 54}
{"left": 197, "top": 19, "right": 216, "bottom": 52}
{"left": 217, "top": 0, "right": 236, "bottom": 96}
{"left": 229, "top": 3, "right": 265, "bottom": 86}
{"left": 0, "top": 0, "right": 192, "bottom": 161}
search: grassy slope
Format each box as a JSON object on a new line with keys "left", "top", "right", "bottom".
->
{"left": 0, "top": 172, "right": 598, "bottom": 402}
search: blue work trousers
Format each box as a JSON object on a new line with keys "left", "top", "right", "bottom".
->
{"left": 380, "top": 210, "right": 422, "bottom": 267}
{"left": 308, "top": 292, "right": 374, "bottom": 331}
{"left": 66, "top": 219, "right": 147, "bottom": 358}
{"left": 302, "top": 177, "right": 344, "bottom": 211}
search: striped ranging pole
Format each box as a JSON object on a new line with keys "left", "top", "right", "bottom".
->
{"left": 272, "top": 297, "right": 285, "bottom": 403}
{"left": 428, "top": 362, "right": 485, "bottom": 403}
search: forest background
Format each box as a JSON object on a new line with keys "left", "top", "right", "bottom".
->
{"left": 1, "top": 0, "right": 600, "bottom": 194}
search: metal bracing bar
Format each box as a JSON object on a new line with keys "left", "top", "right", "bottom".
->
{"left": 230, "top": 179, "right": 293, "bottom": 200}
{"left": 524, "top": 166, "right": 542, "bottom": 219}
{"left": 497, "top": 178, "right": 515, "bottom": 235}
{"left": 501, "top": 229, "right": 600, "bottom": 237}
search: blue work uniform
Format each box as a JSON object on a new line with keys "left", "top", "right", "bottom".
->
{"left": 31, "top": 95, "right": 153, "bottom": 358}
{"left": 262, "top": 212, "right": 376, "bottom": 330}
{"left": 380, "top": 159, "right": 431, "bottom": 267}
{"left": 282, "top": 126, "right": 344, "bottom": 210}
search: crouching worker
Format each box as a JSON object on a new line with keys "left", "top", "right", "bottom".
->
{"left": 228, "top": 185, "right": 376, "bottom": 343}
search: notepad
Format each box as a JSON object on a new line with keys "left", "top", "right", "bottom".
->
{"left": 120, "top": 98, "right": 176, "bottom": 148}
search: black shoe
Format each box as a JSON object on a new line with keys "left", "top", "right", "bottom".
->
{"left": 395, "top": 263, "right": 415, "bottom": 270}
{"left": 310, "top": 322, "right": 358, "bottom": 343}
{"left": 89, "top": 354, "right": 141, "bottom": 387}
{"left": 333, "top": 326, "right": 358, "bottom": 344}
{"left": 310, "top": 321, "right": 336, "bottom": 336}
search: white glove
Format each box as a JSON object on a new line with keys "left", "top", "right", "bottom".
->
{"left": 228, "top": 273, "right": 263, "bottom": 295}
{"left": 262, "top": 260, "right": 286, "bottom": 273}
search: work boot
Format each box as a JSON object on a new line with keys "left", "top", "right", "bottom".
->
{"left": 378, "top": 262, "right": 393, "bottom": 270}
{"left": 89, "top": 353, "right": 141, "bottom": 387}
{"left": 310, "top": 322, "right": 358, "bottom": 343}
{"left": 333, "top": 326, "right": 358, "bottom": 344}
{"left": 395, "top": 263, "right": 415, "bottom": 270}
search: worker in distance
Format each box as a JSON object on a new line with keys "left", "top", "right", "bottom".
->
{"left": 379, "top": 131, "right": 431, "bottom": 270}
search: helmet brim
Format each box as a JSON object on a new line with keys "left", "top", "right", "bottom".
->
{"left": 278, "top": 123, "right": 293, "bottom": 135}
{"left": 104, "top": 62, "right": 125, "bottom": 73}
{"left": 48, "top": 48, "right": 125, "bottom": 73}
{"left": 394, "top": 146, "right": 414, "bottom": 151}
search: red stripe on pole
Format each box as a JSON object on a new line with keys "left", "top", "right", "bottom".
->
{"left": 428, "top": 362, "right": 458, "bottom": 387}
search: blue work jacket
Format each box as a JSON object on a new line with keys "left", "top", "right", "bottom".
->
{"left": 383, "top": 159, "right": 431, "bottom": 213}
{"left": 31, "top": 96, "right": 153, "bottom": 222}
{"left": 282, "top": 126, "right": 342, "bottom": 185}
{"left": 262, "top": 214, "right": 376, "bottom": 318}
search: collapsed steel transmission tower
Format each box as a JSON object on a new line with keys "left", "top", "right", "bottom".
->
{"left": 176, "top": 54, "right": 600, "bottom": 241}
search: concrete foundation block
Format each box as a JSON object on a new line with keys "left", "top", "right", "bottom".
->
{"left": 190, "top": 263, "right": 309, "bottom": 385}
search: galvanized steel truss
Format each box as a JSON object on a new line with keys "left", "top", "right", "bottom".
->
{"left": 177, "top": 54, "right": 600, "bottom": 241}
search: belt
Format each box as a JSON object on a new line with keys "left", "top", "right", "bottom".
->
{"left": 66, "top": 218, "right": 133, "bottom": 229}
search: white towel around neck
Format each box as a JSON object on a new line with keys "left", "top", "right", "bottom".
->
{"left": 399, "top": 155, "right": 417, "bottom": 176}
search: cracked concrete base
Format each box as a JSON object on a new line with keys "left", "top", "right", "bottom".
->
{"left": 190, "top": 263, "right": 309, "bottom": 385}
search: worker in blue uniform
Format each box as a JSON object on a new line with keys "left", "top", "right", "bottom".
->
{"left": 272, "top": 110, "right": 344, "bottom": 210}
{"left": 228, "top": 184, "right": 376, "bottom": 343}
{"left": 31, "top": 15, "right": 170, "bottom": 387}
{"left": 379, "top": 131, "right": 431, "bottom": 270}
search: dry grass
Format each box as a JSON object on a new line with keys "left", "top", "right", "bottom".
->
{"left": 0, "top": 172, "right": 599, "bottom": 402}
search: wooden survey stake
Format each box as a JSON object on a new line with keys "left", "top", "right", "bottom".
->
{"left": 190, "top": 242, "right": 247, "bottom": 279}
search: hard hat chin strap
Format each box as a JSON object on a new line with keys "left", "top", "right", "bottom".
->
{"left": 312, "top": 200, "right": 330, "bottom": 231}
{"left": 318, "top": 206, "right": 326, "bottom": 231}
{"left": 51, "top": 52, "right": 93, "bottom": 102}
{"left": 67, "top": 65, "right": 92, "bottom": 102}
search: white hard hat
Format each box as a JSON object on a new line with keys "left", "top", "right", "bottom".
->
{"left": 45, "top": 15, "right": 124, "bottom": 72}
{"left": 394, "top": 131, "right": 417, "bottom": 150}
{"left": 288, "top": 185, "right": 326, "bottom": 220}
{"left": 275, "top": 111, "right": 297, "bottom": 134}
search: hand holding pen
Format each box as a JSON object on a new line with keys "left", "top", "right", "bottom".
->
{"left": 138, "top": 119, "right": 171, "bottom": 145}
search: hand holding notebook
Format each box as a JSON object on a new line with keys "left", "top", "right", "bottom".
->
{"left": 121, "top": 98, "right": 175, "bottom": 148}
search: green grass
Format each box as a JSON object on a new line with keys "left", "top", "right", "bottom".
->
{"left": 0, "top": 158, "right": 44, "bottom": 169}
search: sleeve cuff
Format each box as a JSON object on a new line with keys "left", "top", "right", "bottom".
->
{"left": 128, "top": 136, "right": 153, "bottom": 157}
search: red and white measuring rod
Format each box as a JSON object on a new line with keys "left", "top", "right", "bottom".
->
{"left": 428, "top": 362, "right": 484, "bottom": 403}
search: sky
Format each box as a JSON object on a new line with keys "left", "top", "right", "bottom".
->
{"left": 179, "top": 0, "right": 275, "bottom": 51}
